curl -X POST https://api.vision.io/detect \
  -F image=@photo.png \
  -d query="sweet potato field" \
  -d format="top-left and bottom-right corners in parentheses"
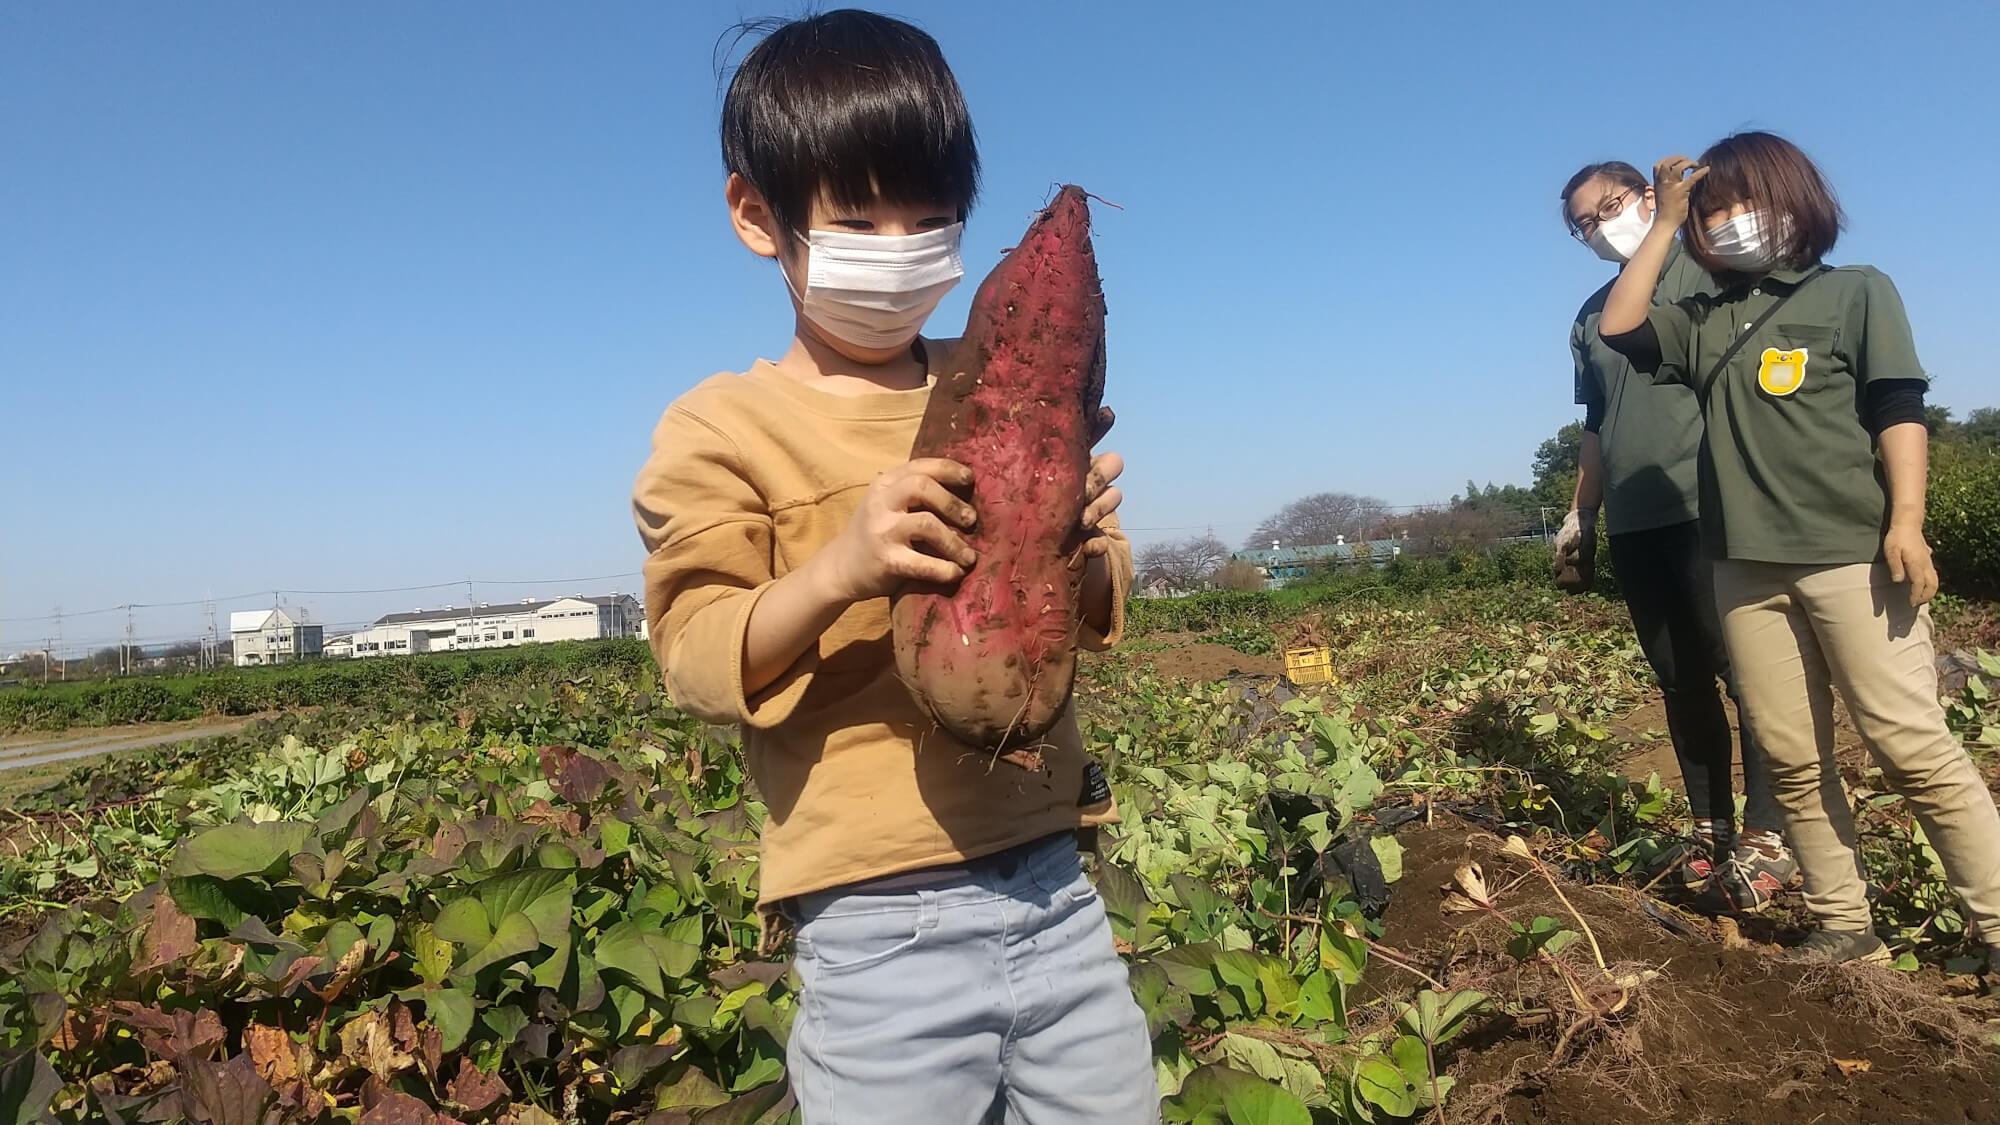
top-left (2, 584), bottom-right (1996, 1125)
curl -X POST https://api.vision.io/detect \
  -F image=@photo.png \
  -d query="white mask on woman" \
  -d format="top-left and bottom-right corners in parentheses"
top-left (785, 224), bottom-right (965, 350)
top-left (1586, 196), bottom-right (1654, 264)
top-left (1705, 210), bottom-right (1792, 272)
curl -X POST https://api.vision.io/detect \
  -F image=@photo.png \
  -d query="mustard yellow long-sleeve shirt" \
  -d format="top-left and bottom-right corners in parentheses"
top-left (632, 341), bottom-right (1129, 904)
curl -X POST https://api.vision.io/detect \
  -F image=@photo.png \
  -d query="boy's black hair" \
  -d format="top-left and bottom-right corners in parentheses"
top-left (720, 9), bottom-right (980, 238)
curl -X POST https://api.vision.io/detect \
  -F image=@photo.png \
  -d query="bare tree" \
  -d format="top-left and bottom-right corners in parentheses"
top-left (1136, 534), bottom-right (1232, 593)
top-left (1213, 560), bottom-right (1268, 592)
top-left (1247, 492), bottom-right (1390, 550)
top-left (1386, 506), bottom-right (1512, 557)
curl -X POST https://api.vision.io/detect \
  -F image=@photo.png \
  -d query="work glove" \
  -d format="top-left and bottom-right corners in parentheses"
top-left (1552, 508), bottom-right (1597, 593)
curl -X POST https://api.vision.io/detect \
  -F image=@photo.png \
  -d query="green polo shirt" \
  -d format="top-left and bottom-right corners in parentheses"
top-left (1572, 241), bottom-right (1715, 534)
top-left (1643, 264), bottom-right (1926, 565)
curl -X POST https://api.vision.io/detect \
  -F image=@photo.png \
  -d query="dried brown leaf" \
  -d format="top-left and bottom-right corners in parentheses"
top-left (386, 1000), bottom-right (419, 1053)
top-left (1440, 892), bottom-right (1485, 916)
top-left (359, 1090), bottom-right (438, 1125)
top-left (417, 1022), bottom-right (443, 1078)
top-left (107, 1002), bottom-right (176, 1037)
top-left (243, 1024), bottom-right (300, 1087)
top-left (312, 938), bottom-right (369, 1003)
top-left (517, 799), bottom-right (581, 834)
top-left (209, 942), bottom-right (248, 984)
top-left (339, 1009), bottom-right (416, 1081)
top-left (141, 892), bottom-right (198, 971)
top-left (52, 1009), bottom-right (108, 1053)
top-left (1833, 1057), bottom-right (1873, 1076)
top-left (112, 1003), bottom-right (225, 1061)
top-left (447, 1058), bottom-right (509, 1114)
top-left (1442, 862), bottom-right (1493, 911)
top-left (95, 1059), bottom-right (180, 1096)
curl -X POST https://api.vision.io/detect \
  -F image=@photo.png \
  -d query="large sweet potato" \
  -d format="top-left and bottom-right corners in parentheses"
top-left (891, 185), bottom-right (1109, 754)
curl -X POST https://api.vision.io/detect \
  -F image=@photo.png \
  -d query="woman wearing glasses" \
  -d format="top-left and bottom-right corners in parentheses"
top-left (1554, 160), bottom-right (1797, 911)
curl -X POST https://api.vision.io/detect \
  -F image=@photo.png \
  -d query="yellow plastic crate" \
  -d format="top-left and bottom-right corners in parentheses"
top-left (1283, 645), bottom-right (1335, 686)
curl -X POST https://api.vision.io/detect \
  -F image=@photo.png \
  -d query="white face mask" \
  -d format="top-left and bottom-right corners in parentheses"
top-left (1705, 210), bottom-right (1792, 272)
top-left (784, 223), bottom-right (965, 350)
top-left (1586, 194), bottom-right (1654, 264)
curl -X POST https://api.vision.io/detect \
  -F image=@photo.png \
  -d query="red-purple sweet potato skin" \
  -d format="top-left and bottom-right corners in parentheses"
top-left (891, 186), bottom-right (1108, 753)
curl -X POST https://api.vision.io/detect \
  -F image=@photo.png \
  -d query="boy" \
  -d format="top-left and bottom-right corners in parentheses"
top-left (632, 10), bottom-right (1157, 1123)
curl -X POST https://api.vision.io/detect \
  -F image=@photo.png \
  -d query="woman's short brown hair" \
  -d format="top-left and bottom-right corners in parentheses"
top-left (1685, 131), bottom-right (1844, 274)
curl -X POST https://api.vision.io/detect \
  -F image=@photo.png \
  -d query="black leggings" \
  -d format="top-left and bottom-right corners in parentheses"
top-left (1608, 520), bottom-right (1782, 835)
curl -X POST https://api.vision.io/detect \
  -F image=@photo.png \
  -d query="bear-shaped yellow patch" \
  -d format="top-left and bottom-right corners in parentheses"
top-left (1758, 347), bottom-right (1809, 397)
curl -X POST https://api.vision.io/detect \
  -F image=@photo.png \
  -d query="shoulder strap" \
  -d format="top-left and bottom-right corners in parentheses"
top-left (1698, 265), bottom-right (1832, 400)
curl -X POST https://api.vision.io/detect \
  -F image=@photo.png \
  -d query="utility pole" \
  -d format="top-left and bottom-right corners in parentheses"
top-left (202, 593), bottom-right (218, 671)
top-left (52, 606), bottom-right (65, 681)
top-left (123, 605), bottom-right (136, 676)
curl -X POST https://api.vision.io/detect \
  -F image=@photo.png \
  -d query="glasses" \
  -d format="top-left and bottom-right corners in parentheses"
top-left (1569, 186), bottom-right (1640, 241)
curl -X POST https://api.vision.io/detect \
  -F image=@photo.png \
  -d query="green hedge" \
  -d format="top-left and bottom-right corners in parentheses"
top-left (1930, 444), bottom-right (2000, 600)
top-left (1124, 539), bottom-right (1582, 634)
top-left (0, 638), bottom-right (653, 734)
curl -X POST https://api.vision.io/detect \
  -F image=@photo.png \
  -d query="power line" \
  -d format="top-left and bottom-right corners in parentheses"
top-left (0, 589), bottom-right (273, 623)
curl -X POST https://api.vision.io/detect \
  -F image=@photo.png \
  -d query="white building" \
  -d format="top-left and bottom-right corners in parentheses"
top-left (229, 608), bottom-right (325, 667)
top-left (336, 593), bottom-right (642, 659)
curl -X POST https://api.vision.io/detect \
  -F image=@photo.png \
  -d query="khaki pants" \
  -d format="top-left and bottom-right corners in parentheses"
top-left (1714, 559), bottom-right (2000, 937)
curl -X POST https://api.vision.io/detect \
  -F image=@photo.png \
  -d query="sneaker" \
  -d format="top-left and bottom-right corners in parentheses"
top-left (1778, 929), bottom-right (1892, 966)
top-left (1718, 831), bottom-right (1799, 913)
top-left (1661, 834), bottom-right (1719, 894)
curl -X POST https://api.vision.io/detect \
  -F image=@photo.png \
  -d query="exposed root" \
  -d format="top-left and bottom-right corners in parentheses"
top-left (1792, 962), bottom-right (1993, 1069)
top-left (1573, 966), bottom-right (1750, 1112)
top-left (989, 659), bottom-right (1048, 772)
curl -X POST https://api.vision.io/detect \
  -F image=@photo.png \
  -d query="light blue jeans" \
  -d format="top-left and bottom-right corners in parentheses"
top-left (784, 833), bottom-right (1160, 1125)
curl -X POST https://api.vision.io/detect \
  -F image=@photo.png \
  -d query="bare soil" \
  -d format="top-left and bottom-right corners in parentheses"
top-left (1372, 817), bottom-right (2000, 1125)
top-left (1123, 633), bottom-right (1285, 681)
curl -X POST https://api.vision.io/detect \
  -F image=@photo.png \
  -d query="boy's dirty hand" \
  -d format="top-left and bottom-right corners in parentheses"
top-left (820, 458), bottom-right (979, 602)
top-left (1078, 451), bottom-right (1124, 560)
top-left (1652, 155), bottom-right (1706, 227)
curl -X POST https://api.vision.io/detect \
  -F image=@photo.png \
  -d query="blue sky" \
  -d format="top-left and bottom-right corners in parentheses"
top-left (5, 1), bottom-right (1996, 653)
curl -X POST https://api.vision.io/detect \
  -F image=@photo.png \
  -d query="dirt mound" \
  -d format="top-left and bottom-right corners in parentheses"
top-left (1128, 635), bottom-right (1285, 682)
top-left (1370, 817), bottom-right (1999, 1125)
